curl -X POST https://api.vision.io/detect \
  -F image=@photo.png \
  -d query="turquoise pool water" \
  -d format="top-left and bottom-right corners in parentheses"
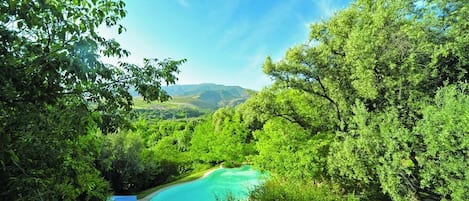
top-left (150, 166), bottom-right (265, 201)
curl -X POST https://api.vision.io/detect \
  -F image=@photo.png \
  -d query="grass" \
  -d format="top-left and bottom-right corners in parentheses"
top-left (132, 96), bottom-right (199, 110)
top-left (136, 166), bottom-right (220, 200)
top-left (132, 97), bottom-right (179, 109)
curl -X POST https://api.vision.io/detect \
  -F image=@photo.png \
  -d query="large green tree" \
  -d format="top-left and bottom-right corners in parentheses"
top-left (239, 88), bottom-right (334, 179)
top-left (257, 0), bottom-right (469, 200)
top-left (263, 0), bottom-right (469, 128)
top-left (190, 108), bottom-right (254, 165)
top-left (0, 0), bottom-right (185, 200)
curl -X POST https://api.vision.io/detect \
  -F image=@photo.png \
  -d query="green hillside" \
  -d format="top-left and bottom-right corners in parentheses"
top-left (132, 83), bottom-right (254, 119)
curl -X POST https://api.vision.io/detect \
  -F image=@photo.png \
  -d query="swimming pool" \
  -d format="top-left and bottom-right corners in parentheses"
top-left (150, 166), bottom-right (266, 201)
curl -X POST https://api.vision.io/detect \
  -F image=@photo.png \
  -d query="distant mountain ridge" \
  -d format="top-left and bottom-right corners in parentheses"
top-left (162, 83), bottom-right (248, 96)
top-left (162, 83), bottom-right (254, 109)
top-left (132, 84), bottom-right (255, 119)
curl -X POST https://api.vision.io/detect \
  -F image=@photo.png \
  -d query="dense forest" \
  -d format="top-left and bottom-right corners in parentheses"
top-left (1, 0), bottom-right (469, 201)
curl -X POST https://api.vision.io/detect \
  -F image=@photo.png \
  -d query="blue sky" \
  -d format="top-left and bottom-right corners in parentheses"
top-left (100, 0), bottom-right (351, 90)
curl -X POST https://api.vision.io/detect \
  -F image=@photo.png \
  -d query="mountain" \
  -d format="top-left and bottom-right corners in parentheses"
top-left (162, 83), bottom-right (254, 109)
top-left (163, 83), bottom-right (247, 96)
top-left (132, 83), bottom-right (255, 119)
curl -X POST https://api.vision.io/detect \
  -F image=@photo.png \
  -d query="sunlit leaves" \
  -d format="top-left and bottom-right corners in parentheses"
top-left (190, 108), bottom-right (253, 165)
top-left (254, 117), bottom-right (332, 180)
top-left (414, 84), bottom-right (469, 201)
top-left (258, 0), bottom-right (469, 199)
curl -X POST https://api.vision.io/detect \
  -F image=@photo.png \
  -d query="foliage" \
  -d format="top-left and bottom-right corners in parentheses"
top-left (97, 118), bottom-right (199, 194)
top-left (248, 178), bottom-right (359, 201)
top-left (0, 98), bottom-right (111, 200)
top-left (190, 108), bottom-right (255, 165)
top-left (327, 102), bottom-right (405, 200)
top-left (413, 84), bottom-right (469, 201)
top-left (2, 0), bottom-right (469, 200)
top-left (103, 0), bottom-right (469, 199)
top-left (238, 88), bottom-right (335, 132)
top-left (254, 117), bottom-right (332, 180)
top-left (190, 116), bottom-right (218, 163)
top-left (133, 107), bottom-right (206, 120)
top-left (263, 0), bottom-right (469, 129)
top-left (0, 0), bottom-right (184, 199)
top-left (241, 0), bottom-right (469, 200)
top-left (98, 130), bottom-right (147, 194)
top-left (328, 84), bottom-right (469, 201)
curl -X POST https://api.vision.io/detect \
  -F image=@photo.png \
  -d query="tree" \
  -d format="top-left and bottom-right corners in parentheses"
top-left (0, 0), bottom-right (185, 200)
top-left (263, 0), bottom-right (469, 129)
top-left (254, 117), bottom-right (332, 180)
top-left (412, 84), bottom-right (469, 200)
top-left (329, 84), bottom-right (469, 201)
top-left (99, 131), bottom-right (145, 194)
top-left (256, 0), bottom-right (469, 200)
top-left (190, 117), bottom-right (218, 163)
top-left (239, 87), bottom-right (335, 133)
top-left (327, 102), bottom-right (401, 200)
top-left (0, 99), bottom-right (112, 200)
top-left (211, 108), bottom-right (253, 163)
top-left (190, 108), bottom-right (254, 165)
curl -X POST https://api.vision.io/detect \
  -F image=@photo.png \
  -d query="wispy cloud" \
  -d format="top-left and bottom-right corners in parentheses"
top-left (313, 0), bottom-right (348, 19)
top-left (177, 0), bottom-right (190, 8)
top-left (232, 0), bottom-right (350, 89)
top-left (107, 0), bottom-right (351, 90)
top-left (243, 51), bottom-right (266, 73)
top-left (216, 20), bottom-right (250, 49)
top-left (237, 49), bottom-right (272, 90)
top-left (217, 1), bottom-right (298, 59)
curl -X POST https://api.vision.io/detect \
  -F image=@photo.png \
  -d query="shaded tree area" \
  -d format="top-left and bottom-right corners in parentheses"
top-left (0, 0), bottom-right (184, 200)
top-left (96, 118), bottom-right (199, 194)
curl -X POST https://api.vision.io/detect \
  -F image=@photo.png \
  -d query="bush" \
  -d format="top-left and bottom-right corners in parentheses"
top-left (223, 161), bottom-right (240, 168)
top-left (248, 178), bottom-right (359, 201)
